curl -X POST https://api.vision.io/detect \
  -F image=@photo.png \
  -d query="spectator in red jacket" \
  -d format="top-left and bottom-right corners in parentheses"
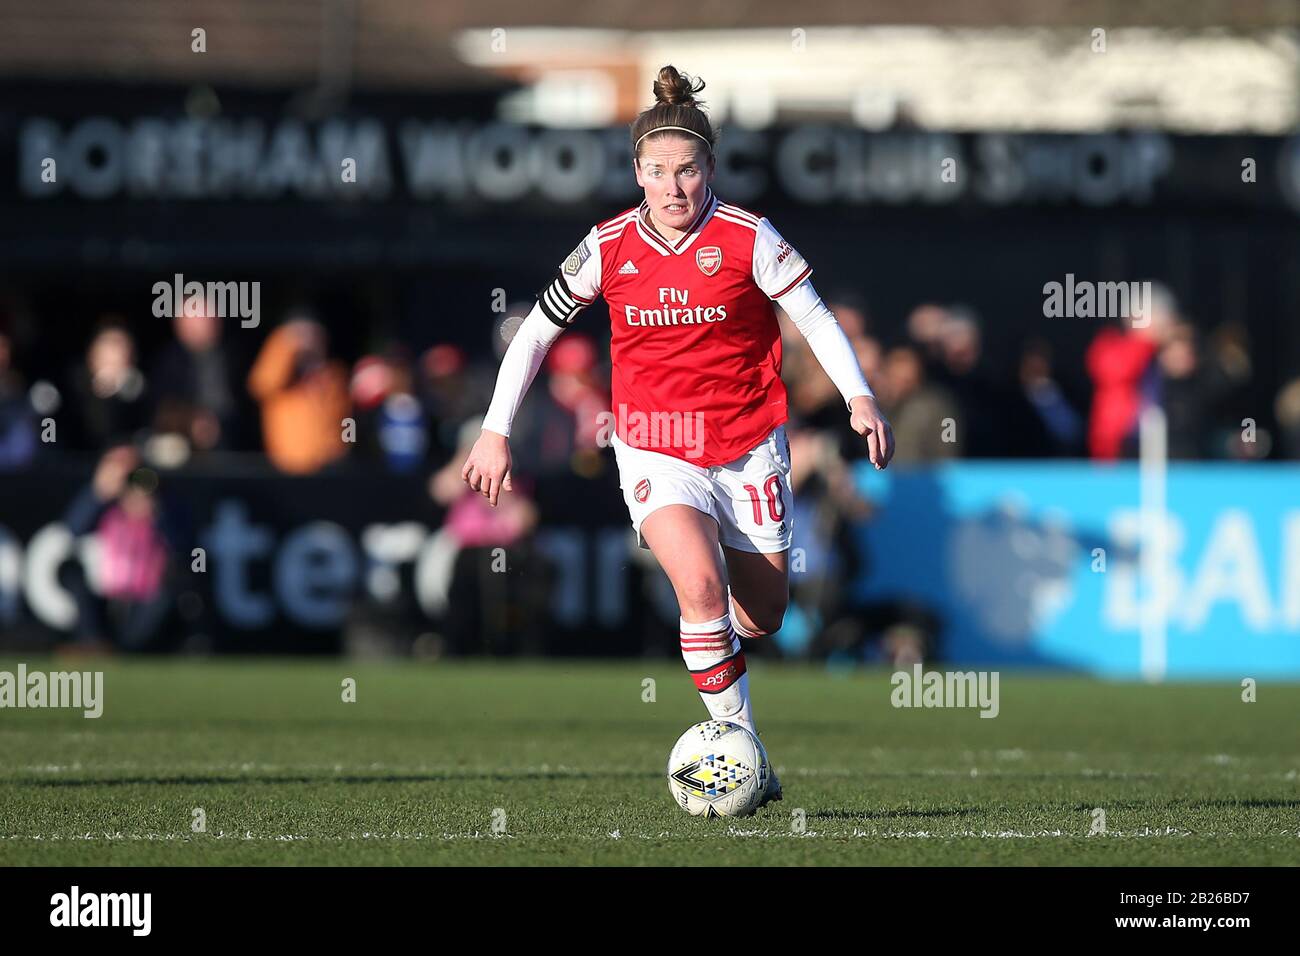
top-left (1085, 287), bottom-right (1174, 460)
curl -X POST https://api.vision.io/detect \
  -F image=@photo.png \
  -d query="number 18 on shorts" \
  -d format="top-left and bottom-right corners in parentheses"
top-left (612, 424), bottom-right (794, 555)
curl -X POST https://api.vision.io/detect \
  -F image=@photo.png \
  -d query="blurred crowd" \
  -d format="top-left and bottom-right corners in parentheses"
top-left (781, 287), bottom-right (1276, 465)
top-left (1, 287), bottom-right (1296, 660)
top-left (0, 305), bottom-right (616, 479)
top-left (0, 286), bottom-right (1288, 474)
top-left (775, 286), bottom-right (1283, 664)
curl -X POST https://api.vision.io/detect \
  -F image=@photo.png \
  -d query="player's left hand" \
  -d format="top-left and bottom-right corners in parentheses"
top-left (848, 395), bottom-right (894, 470)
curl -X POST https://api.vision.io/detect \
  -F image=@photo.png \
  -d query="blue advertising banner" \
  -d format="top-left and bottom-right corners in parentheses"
top-left (850, 461), bottom-right (1300, 679)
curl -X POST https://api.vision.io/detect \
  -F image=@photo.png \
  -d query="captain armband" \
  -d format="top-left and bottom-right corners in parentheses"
top-left (537, 273), bottom-right (590, 328)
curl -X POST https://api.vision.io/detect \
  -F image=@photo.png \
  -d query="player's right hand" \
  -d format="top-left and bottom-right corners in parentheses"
top-left (461, 429), bottom-right (513, 507)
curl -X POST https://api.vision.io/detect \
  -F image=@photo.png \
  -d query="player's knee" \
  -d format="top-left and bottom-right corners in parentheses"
top-left (676, 575), bottom-right (728, 620)
top-left (746, 600), bottom-right (788, 637)
top-left (733, 592), bottom-right (788, 637)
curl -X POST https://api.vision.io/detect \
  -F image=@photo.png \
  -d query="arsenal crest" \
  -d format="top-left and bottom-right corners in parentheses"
top-left (634, 478), bottom-right (651, 503)
top-left (695, 246), bottom-right (722, 276)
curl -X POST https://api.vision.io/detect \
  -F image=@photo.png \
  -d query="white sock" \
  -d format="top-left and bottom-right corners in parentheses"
top-left (679, 613), bottom-right (755, 735)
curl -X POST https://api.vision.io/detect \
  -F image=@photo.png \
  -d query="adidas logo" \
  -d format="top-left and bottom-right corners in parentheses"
top-left (618, 260), bottom-right (639, 275)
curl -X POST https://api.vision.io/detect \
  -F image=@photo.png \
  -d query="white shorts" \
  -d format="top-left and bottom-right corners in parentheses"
top-left (611, 424), bottom-right (794, 554)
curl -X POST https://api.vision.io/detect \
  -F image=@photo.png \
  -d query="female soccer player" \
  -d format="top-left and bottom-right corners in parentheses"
top-left (462, 65), bottom-right (893, 804)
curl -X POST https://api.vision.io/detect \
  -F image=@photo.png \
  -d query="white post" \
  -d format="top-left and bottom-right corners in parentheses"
top-left (1139, 404), bottom-right (1168, 683)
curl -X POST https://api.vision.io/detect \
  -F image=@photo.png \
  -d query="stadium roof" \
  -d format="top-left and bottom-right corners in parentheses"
top-left (0, 0), bottom-right (1295, 89)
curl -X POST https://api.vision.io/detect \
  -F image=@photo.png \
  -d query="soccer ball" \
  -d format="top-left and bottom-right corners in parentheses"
top-left (667, 720), bottom-right (770, 818)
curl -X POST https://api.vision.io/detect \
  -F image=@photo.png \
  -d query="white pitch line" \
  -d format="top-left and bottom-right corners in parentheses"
top-left (4, 761), bottom-right (1288, 779)
top-left (4, 828), bottom-right (1297, 842)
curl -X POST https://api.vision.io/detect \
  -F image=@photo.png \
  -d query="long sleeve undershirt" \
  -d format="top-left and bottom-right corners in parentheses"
top-left (479, 276), bottom-right (874, 438)
top-left (481, 303), bottom-right (564, 437)
top-left (775, 276), bottom-right (875, 409)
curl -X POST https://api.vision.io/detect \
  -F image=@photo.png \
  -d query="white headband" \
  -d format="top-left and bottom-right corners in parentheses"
top-left (635, 125), bottom-right (711, 152)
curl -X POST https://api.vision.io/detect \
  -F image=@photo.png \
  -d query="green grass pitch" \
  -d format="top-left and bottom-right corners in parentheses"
top-left (1, 657), bottom-right (1297, 866)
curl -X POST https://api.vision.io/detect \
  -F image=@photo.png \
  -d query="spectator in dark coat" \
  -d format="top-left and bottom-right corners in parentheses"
top-left (152, 312), bottom-right (253, 454)
top-left (67, 317), bottom-right (150, 450)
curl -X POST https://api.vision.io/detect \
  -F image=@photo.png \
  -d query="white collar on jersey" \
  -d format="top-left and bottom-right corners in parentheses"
top-left (635, 187), bottom-right (718, 257)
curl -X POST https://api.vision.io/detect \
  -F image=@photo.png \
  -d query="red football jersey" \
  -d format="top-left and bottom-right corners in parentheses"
top-left (538, 186), bottom-right (813, 468)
